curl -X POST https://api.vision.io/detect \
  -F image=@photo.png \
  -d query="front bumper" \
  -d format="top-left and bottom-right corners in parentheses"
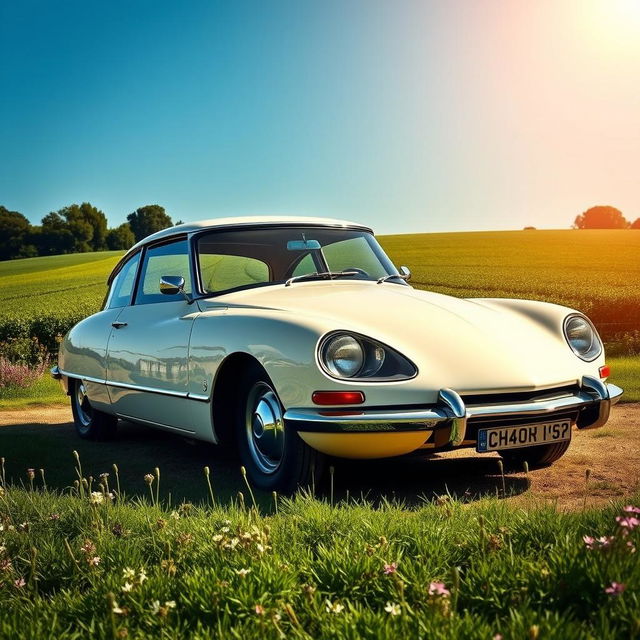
top-left (285, 376), bottom-right (623, 448)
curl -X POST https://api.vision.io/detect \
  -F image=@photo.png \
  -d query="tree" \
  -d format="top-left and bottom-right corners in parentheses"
top-left (631, 218), bottom-right (640, 229)
top-left (60, 202), bottom-right (108, 251)
top-left (0, 206), bottom-right (33, 260)
top-left (106, 223), bottom-right (136, 250)
top-left (574, 206), bottom-right (628, 229)
top-left (127, 205), bottom-right (173, 242)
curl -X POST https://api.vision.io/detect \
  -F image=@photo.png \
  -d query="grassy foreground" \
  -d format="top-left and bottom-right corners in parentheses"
top-left (0, 474), bottom-right (638, 639)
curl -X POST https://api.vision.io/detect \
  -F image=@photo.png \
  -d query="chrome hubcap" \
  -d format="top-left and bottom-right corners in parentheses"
top-left (75, 382), bottom-right (93, 430)
top-left (245, 381), bottom-right (285, 475)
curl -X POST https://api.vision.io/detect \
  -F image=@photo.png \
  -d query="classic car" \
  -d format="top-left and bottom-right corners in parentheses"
top-left (52, 216), bottom-right (623, 491)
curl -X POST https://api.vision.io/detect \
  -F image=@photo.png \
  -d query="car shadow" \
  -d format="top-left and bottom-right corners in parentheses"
top-left (0, 417), bottom-right (529, 507)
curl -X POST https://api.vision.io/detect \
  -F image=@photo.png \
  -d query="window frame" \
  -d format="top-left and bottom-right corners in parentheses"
top-left (102, 249), bottom-right (142, 310)
top-left (132, 235), bottom-right (194, 306)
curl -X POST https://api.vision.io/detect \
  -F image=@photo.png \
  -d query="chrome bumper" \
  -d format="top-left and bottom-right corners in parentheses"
top-left (284, 376), bottom-right (623, 447)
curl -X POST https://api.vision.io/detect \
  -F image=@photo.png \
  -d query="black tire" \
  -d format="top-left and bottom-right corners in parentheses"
top-left (234, 362), bottom-right (323, 493)
top-left (70, 378), bottom-right (118, 440)
top-left (499, 440), bottom-right (570, 469)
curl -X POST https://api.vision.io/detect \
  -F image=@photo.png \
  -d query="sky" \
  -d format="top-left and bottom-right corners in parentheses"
top-left (1, 0), bottom-right (639, 235)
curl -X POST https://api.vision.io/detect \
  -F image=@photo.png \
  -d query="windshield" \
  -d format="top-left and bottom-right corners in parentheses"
top-left (196, 226), bottom-right (401, 295)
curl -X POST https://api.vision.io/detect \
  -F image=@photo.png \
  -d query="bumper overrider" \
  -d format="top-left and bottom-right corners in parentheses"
top-left (285, 376), bottom-right (623, 451)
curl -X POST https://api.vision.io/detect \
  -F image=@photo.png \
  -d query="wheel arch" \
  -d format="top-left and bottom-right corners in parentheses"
top-left (210, 351), bottom-right (267, 446)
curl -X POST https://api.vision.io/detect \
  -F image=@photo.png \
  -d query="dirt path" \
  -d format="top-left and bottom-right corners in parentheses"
top-left (0, 404), bottom-right (638, 509)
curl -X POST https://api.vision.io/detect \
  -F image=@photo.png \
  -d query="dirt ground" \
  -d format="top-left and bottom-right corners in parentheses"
top-left (0, 404), bottom-right (638, 510)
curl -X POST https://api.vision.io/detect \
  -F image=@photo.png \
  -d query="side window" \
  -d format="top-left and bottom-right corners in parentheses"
top-left (199, 254), bottom-right (269, 293)
top-left (106, 253), bottom-right (140, 309)
top-left (135, 239), bottom-right (192, 305)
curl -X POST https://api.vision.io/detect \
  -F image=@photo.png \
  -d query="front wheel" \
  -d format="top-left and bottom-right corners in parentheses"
top-left (499, 440), bottom-right (570, 469)
top-left (70, 379), bottom-right (118, 440)
top-left (235, 363), bottom-right (323, 493)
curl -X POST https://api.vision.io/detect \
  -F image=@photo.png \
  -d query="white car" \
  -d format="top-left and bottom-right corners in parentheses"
top-left (52, 217), bottom-right (622, 491)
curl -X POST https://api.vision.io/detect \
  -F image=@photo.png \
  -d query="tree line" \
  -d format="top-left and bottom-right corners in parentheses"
top-left (0, 203), bottom-right (178, 261)
top-left (573, 205), bottom-right (640, 229)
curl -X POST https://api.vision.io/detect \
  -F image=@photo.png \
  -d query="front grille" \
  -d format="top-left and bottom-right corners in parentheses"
top-left (460, 384), bottom-right (579, 406)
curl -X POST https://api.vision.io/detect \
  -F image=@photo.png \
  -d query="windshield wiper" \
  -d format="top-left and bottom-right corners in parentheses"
top-left (285, 270), bottom-right (359, 287)
top-left (376, 273), bottom-right (410, 285)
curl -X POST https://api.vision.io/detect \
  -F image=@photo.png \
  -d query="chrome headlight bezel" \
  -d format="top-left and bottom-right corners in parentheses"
top-left (318, 331), bottom-right (417, 381)
top-left (563, 313), bottom-right (602, 362)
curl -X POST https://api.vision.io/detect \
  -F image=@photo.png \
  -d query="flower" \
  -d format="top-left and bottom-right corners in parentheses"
top-left (604, 582), bottom-right (626, 596)
top-left (235, 568), bottom-right (251, 577)
top-left (112, 602), bottom-right (125, 615)
top-left (144, 474), bottom-right (154, 485)
top-left (150, 600), bottom-right (161, 615)
top-left (26, 469), bottom-right (35, 480)
top-left (383, 562), bottom-right (398, 575)
top-left (48, 513), bottom-right (60, 521)
top-left (622, 505), bottom-right (640, 515)
top-left (138, 569), bottom-right (148, 584)
top-left (90, 492), bottom-right (104, 505)
top-left (80, 540), bottom-right (96, 555)
top-left (325, 600), bottom-right (344, 614)
top-left (14, 577), bottom-right (26, 588)
top-left (616, 516), bottom-right (640, 531)
top-left (384, 602), bottom-right (401, 616)
top-left (254, 604), bottom-right (265, 615)
top-left (100, 472), bottom-right (110, 479)
top-left (583, 535), bottom-right (614, 550)
top-left (428, 581), bottom-right (450, 597)
top-left (122, 582), bottom-right (134, 593)
top-left (89, 556), bottom-right (101, 567)
top-left (122, 568), bottom-right (135, 580)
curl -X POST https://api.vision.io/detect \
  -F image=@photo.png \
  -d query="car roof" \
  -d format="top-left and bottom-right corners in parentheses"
top-left (109, 215), bottom-right (374, 284)
top-left (130, 215), bottom-right (372, 251)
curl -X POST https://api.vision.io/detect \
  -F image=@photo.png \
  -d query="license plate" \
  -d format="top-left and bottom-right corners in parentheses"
top-left (477, 420), bottom-right (572, 452)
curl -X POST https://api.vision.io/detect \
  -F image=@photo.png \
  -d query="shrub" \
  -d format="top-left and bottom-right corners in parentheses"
top-left (0, 356), bottom-right (49, 389)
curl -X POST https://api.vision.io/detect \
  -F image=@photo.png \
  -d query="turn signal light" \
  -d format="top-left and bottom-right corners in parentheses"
top-left (312, 391), bottom-right (365, 405)
top-left (599, 365), bottom-right (610, 379)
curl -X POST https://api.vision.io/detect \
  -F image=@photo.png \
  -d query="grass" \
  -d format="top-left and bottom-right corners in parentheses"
top-left (0, 471), bottom-right (638, 639)
top-left (609, 356), bottom-right (640, 403)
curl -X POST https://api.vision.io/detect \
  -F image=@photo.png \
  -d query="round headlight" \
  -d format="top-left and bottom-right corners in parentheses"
top-left (322, 334), bottom-right (364, 378)
top-left (564, 315), bottom-right (602, 361)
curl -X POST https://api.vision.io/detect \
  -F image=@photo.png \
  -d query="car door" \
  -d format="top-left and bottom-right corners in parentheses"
top-left (105, 237), bottom-right (199, 433)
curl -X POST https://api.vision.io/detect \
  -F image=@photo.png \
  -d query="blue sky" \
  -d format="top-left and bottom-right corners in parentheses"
top-left (2, 0), bottom-right (639, 234)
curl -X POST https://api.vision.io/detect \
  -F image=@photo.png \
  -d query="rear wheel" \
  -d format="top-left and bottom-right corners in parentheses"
top-left (499, 440), bottom-right (570, 468)
top-left (235, 362), bottom-right (323, 493)
top-left (70, 379), bottom-right (118, 440)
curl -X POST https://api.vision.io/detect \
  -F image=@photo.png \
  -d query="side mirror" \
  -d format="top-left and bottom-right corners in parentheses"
top-left (400, 266), bottom-right (411, 281)
top-left (160, 275), bottom-right (185, 295)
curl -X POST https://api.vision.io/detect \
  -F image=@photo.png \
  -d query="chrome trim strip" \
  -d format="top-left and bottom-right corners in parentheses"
top-left (116, 414), bottom-right (196, 435)
top-left (58, 369), bottom-right (190, 398)
top-left (50, 365), bottom-right (62, 380)
top-left (189, 393), bottom-right (210, 402)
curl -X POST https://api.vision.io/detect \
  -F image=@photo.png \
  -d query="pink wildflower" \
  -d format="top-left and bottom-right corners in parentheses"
top-left (89, 556), bottom-right (101, 566)
top-left (616, 516), bottom-right (640, 530)
top-left (383, 562), bottom-right (398, 575)
top-left (14, 577), bottom-right (26, 588)
top-left (583, 535), bottom-right (596, 549)
top-left (254, 604), bottom-right (265, 615)
top-left (604, 582), bottom-right (626, 596)
top-left (622, 505), bottom-right (640, 515)
top-left (428, 581), bottom-right (450, 597)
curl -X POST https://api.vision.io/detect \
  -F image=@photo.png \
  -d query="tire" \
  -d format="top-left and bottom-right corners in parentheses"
top-left (235, 362), bottom-right (323, 493)
top-left (70, 378), bottom-right (118, 440)
top-left (499, 440), bottom-right (570, 469)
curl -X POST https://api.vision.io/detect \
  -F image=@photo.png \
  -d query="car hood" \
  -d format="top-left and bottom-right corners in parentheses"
top-left (202, 281), bottom-right (593, 393)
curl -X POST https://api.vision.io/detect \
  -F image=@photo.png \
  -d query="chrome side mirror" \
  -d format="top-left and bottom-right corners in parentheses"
top-left (400, 266), bottom-right (411, 281)
top-left (160, 275), bottom-right (185, 295)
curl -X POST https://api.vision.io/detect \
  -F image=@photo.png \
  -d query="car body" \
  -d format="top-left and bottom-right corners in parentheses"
top-left (52, 216), bottom-right (623, 491)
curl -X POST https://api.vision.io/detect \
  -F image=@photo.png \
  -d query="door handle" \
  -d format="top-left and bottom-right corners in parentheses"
top-left (111, 321), bottom-right (128, 329)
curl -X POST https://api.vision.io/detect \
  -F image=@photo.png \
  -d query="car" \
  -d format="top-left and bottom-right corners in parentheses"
top-left (52, 216), bottom-right (623, 492)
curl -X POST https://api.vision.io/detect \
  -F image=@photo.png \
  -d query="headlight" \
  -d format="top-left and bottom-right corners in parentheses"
top-left (564, 314), bottom-right (602, 361)
top-left (323, 334), bottom-right (364, 377)
top-left (319, 332), bottom-right (416, 380)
